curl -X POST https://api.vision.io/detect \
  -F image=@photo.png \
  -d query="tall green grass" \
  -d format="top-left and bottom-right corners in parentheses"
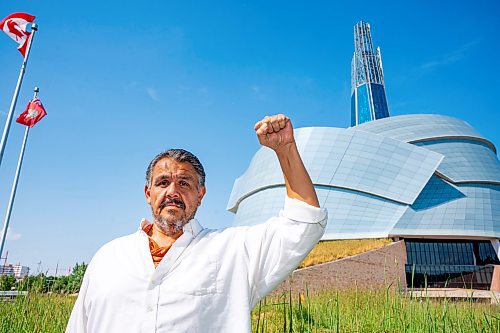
top-left (252, 287), bottom-right (499, 332)
top-left (0, 293), bottom-right (74, 332)
top-left (0, 288), bottom-right (498, 332)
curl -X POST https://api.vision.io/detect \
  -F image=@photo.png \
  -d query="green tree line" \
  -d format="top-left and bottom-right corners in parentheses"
top-left (0, 262), bottom-right (87, 294)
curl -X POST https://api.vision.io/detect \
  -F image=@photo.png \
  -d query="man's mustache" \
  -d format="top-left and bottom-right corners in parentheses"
top-left (159, 198), bottom-right (185, 210)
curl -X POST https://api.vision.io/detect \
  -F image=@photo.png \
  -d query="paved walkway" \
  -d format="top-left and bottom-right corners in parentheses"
top-left (408, 288), bottom-right (500, 304)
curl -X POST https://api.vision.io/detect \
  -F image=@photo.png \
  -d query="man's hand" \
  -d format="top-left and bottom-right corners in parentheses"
top-left (254, 114), bottom-right (320, 208)
top-left (254, 114), bottom-right (294, 151)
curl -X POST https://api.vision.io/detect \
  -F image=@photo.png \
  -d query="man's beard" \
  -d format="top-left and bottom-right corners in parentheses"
top-left (152, 199), bottom-right (197, 236)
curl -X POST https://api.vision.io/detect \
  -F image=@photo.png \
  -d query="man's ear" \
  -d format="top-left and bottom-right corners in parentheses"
top-left (144, 185), bottom-right (151, 204)
top-left (197, 186), bottom-right (206, 206)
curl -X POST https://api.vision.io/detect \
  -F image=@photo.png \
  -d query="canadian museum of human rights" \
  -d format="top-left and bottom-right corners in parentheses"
top-left (228, 22), bottom-right (500, 290)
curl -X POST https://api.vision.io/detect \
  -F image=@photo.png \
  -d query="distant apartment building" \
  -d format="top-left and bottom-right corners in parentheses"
top-left (0, 264), bottom-right (30, 279)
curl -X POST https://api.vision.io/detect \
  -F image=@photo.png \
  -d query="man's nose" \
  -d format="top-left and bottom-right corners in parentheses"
top-left (165, 182), bottom-right (180, 197)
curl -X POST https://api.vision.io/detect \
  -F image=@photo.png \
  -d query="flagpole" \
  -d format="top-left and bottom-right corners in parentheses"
top-left (0, 87), bottom-right (38, 262)
top-left (0, 22), bottom-right (38, 169)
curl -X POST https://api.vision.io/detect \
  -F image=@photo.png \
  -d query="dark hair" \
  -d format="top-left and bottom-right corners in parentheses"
top-left (145, 149), bottom-right (206, 188)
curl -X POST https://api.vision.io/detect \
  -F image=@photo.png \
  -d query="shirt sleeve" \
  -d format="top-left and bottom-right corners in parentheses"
top-left (243, 196), bottom-right (327, 307)
top-left (65, 267), bottom-right (90, 333)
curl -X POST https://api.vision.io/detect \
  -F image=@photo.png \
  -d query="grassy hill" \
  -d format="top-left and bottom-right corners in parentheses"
top-left (298, 238), bottom-right (392, 269)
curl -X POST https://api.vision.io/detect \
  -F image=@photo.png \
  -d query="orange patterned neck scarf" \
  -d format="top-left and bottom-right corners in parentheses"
top-left (142, 224), bottom-right (173, 268)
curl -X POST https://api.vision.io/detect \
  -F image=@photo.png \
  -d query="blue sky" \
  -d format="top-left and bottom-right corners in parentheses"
top-left (0, 1), bottom-right (498, 275)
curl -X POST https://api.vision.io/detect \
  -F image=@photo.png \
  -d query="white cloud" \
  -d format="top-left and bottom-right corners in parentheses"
top-left (147, 87), bottom-right (161, 102)
top-left (250, 85), bottom-right (267, 100)
top-left (4, 227), bottom-right (21, 241)
top-left (250, 85), bottom-right (261, 93)
top-left (420, 40), bottom-right (478, 70)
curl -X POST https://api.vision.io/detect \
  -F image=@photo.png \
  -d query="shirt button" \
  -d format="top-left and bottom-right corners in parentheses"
top-left (147, 306), bottom-right (153, 312)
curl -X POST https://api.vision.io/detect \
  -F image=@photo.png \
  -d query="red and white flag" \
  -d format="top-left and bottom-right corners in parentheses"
top-left (16, 98), bottom-right (46, 127)
top-left (0, 12), bottom-right (36, 57)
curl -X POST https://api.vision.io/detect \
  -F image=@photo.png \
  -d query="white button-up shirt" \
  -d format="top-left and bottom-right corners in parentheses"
top-left (66, 197), bottom-right (327, 333)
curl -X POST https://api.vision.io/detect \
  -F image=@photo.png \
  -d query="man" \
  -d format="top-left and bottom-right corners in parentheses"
top-left (66, 114), bottom-right (327, 333)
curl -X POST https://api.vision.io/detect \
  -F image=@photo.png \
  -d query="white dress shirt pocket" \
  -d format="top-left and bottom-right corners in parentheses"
top-left (168, 253), bottom-right (219, 296)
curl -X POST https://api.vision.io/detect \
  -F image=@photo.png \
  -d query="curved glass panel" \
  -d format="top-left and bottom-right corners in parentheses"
top-left (391, 177), bottom-right (500, 238)
top-left (415, 140), bottom-right (500, 184)
top-left (227, 127), bottom-right (442, 211)
top-left (229, 115), bottom-right (500, 241)
top-left (233, 186), bottom-right (407, 240)
top-left (357, 114), bottom-right (495, 152)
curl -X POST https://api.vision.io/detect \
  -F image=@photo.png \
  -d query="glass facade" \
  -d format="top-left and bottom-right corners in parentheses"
top-left (392, 177), bottom-right (500, 238)
top-left (405, 239), bottom-right (498, 289)
top-left (227, 126), bottom-right (442, 212)
top-left (233, 185), bottom-right (408, 240)
top-left (370, 84), bottom-right (390, 119)
top-left (406, 265), bottom-right (494, 289)
top-left (229, 114), bottom-right (500, 289)
top-left (356, 114), bottom-right (494, 152)
top-left (229, 21), bottom-right (499, 290)
top-left (415, 140), bottom-right (500, 183)
top-left (355, 84), bottom-right (372, 125)
top-left (351, 21), bottom-right (390, 126)
top-left (229, 114), bottom-right (500, 241)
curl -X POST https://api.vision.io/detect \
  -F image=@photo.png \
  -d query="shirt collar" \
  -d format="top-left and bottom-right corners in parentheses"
top-left (182, 218), bottom-right (204, 238)
top-left (139, 218), bottom-right (204, 239)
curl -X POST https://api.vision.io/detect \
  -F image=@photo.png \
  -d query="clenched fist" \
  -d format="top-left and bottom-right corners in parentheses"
top-left (254, 114), bottom-right (295, 151)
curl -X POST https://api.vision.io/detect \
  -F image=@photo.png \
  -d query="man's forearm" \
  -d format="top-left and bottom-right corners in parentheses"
top-left (275, 142), bottom-right (320, 208)
top-left (254, 114), bottom-right (320, 208)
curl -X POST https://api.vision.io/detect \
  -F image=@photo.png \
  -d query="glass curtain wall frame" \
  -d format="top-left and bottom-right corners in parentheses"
top-left (404, 239), bottom-right (499, 289)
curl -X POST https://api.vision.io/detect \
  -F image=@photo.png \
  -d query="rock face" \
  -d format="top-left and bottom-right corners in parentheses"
top-left (275, 241), bottom-right (407, 294)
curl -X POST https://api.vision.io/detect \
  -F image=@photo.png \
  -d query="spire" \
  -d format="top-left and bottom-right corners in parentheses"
top-left (351, 21), bottom-right (390, 126)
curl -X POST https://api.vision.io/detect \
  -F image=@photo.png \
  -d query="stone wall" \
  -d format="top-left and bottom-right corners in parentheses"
top-left (491, 265), bottom-right (500, 292)
top-left (275, 240), bottom-right (407, 294)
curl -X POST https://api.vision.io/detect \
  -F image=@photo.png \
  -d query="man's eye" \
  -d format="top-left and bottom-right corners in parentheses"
top-left (157, 180), bottom-right (169, 186)
top-left (180, 181), bottom-right (190, 187)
